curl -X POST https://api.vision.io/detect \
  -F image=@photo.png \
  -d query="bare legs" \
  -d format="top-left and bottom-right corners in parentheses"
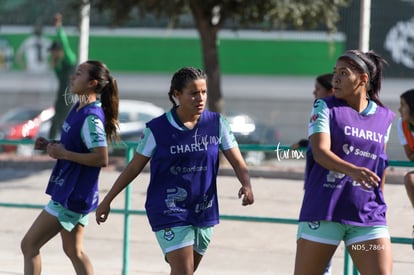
top-left (294, 238), bottom-right (393, 275)
top-left (21, 210), bottom-right (93, 275)
top-left (294, 239), bottom-right (337, 275)
top-left (165, 245), bottom-right (203, 275)
top-left (60, 223), bottom-right (93, 274)
top-left (348, 238), bottom-right (393, 275)
top-left (21, 210), bottom-right (61, 275)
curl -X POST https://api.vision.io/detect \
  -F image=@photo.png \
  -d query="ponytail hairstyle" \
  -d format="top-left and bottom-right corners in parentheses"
top-left (85, 60), bottom-right (119, 143)
top-left (168, 67), bottom-right (207, 107)
top-left (401, 89), bottom-right (414, 121)
top-left (338, 49), bottom-right (388, 107)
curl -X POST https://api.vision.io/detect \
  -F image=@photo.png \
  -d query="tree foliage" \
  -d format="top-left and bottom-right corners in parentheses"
top-left (72, 0), bottom-right (350, 113)
top-left (86, 0), bottom-right (350, 31)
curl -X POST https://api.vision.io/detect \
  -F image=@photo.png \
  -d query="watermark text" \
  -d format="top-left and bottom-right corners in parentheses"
top-left (274, 142), bottom-right (305, 161)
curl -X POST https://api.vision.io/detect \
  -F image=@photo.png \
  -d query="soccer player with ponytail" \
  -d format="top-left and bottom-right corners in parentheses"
top-left (21, 60), bottom-right (119, 275)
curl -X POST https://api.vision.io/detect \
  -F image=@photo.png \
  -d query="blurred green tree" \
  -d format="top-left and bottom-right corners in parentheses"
top-left (76, 0), bottom-right (350, 113)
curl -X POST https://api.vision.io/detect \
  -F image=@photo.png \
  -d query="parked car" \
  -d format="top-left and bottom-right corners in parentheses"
top-left (0, 99), bottom-right (164, 155)
top-left (115, 99), bottom-right (165, 148)
top-left (226, 113), bottom-right (280, 145)
top-left (0, 106), bottom-right (55, 154)
top-left (225, 113), bottom-right (280, 164)
top-left (36, 99), bottom-right (165, 155)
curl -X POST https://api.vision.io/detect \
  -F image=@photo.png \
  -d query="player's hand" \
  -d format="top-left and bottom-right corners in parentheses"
top-left (238, 186), bottom-right (254, 206)
top-left (46, 142), bottom-right (65, 159)
top-left (348, 166), bottom-right (380, 189)
top-left (96, 202), bottom-right (111, 225)
top-left (53, 13), bottom-right (62, 27)
top-left (34, 137), bottom-right (49, 150)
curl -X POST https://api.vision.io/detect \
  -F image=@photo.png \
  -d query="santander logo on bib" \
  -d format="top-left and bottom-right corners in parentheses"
top-left (342, 143), bottom-right (377, 160)
top-left (343, 144), bottom-right (354, 155)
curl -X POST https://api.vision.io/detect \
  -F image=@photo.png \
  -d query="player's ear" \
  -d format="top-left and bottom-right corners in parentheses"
top-left (360, 73), bottom-right (369, 85)
top-left (89, 79), bottom-right (98, 88)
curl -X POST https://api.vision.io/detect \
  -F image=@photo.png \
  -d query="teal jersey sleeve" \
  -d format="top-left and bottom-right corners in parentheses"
top-left (81, 114), bottom-right (107, 149)
top-left (308, 99), bottom-right (330, 137)
top-left (397, 117), bottom-right (407, 145)
top-left (136, 127), bottom-right (155, 157)
top-left (219, 114), bottom-right (238, 150)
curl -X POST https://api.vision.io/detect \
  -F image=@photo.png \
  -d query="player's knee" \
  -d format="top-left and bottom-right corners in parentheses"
top-left (20, 236), bottom-right (38, 257)
top-left (62, 244), bottom-right (83, 259)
